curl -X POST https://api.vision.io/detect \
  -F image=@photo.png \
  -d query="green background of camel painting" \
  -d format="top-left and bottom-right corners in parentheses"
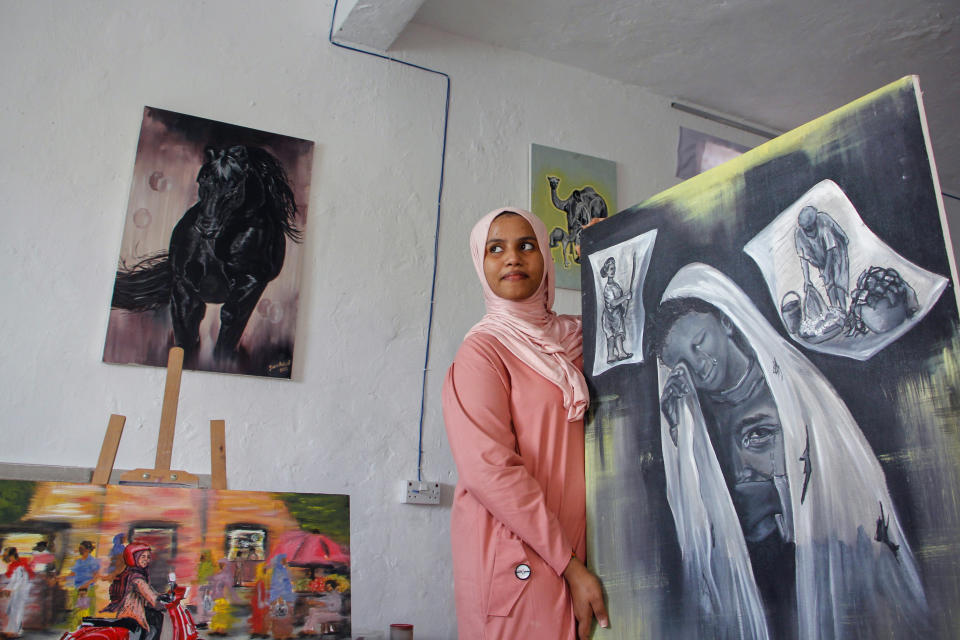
top-left (530, 143), bottom-right (617, 290)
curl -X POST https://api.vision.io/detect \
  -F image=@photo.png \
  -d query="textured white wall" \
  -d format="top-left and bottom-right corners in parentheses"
top-left (0, 1), bottom-right (765, 636)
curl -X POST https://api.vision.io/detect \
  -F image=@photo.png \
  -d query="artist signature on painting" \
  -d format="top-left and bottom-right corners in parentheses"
top-left (268, 359), bottom-right (292, 377)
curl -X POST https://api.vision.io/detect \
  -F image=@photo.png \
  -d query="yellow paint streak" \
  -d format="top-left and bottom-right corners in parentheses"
top-left (637, 76), bottom-right (916, 231)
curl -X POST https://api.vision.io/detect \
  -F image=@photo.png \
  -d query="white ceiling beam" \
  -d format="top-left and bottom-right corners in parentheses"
top-left (331, 0), bottom-right (425, 52)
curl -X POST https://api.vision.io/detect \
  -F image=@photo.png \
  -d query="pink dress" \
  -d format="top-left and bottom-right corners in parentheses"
top-left (443, 332), bottom-right (586, 640)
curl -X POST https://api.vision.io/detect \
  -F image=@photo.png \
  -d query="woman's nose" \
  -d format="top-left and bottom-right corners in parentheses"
top-left (503, 247), bottom-right (522, 264)
top-left (733, 455), bottom-right (761, 483)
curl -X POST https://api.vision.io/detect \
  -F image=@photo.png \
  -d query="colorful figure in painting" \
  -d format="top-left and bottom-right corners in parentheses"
top-left (599, 256), bottom-right (633, 364)
top-left (65, 541), bottom-right (100, 629)
top-left (442, 208), bottom-right (608, 640)
top-left (652, 263), bottom-right (927, 639)
top-left (106, 533), bottom-right (127, 581)
top-left (300, 582), bottom-right (343, 638)
top-left (268, 555), bottom-right (294, 606)
top-left (547, 176), bottom-right (608, 265)
top-left (795, 205), bottom-right (850, 310)
top-left (31, 540), bottom-right (55, 573)
top-left (268, 598), bottom-right (293, 640)
top-left (206, 559), bottom-right (239, 635)
top-left (1, 547), bottom-right (34, 639)
top-left (192, 550), bottom-right (218, 628)
top-left (101, 542), bottom-right (166, 640)
top-left (248, 562), bottom-right (271, 638)
top-left (111, 145), bottom-right (302, 361)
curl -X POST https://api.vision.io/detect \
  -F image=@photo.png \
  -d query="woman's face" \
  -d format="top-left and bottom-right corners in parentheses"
top-left (661, 311), bottom-right (746, 393)
top-left (136, 550), bottom-right (152, 568)
top-left (483, 214), bottom-right (544, 301)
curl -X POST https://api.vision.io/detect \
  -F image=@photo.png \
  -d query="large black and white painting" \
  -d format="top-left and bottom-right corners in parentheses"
top-left (582, 77), bottom-right (960, 639)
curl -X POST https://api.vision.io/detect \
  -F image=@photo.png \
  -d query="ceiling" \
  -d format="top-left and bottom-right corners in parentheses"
top-left (407, 0), bottom-right (959, 193)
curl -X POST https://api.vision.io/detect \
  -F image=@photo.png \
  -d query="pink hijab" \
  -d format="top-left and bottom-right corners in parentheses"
top-left (466, 207), bottom-right (588, 421)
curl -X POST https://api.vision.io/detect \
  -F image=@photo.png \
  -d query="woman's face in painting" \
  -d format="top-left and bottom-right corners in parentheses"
top-left (711, 384), bottom-right (787, 542)
top-left (661, 311), bottom-right (748, 393)
top-left (483, 214), bottom-right (545, 301)
top-left (136, 550), bottom-right (152, 568)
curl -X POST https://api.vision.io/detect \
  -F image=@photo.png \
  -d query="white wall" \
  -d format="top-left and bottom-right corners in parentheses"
top-left (0, 1), bottom-right (765, 636)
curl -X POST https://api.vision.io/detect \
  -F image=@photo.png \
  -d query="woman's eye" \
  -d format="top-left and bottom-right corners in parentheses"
top-left (488, 245), bottom-right (503, 254)
top-left (521, 241), bottom-right (536, 251)
top-left (741, 427), bottom-right (776, 449)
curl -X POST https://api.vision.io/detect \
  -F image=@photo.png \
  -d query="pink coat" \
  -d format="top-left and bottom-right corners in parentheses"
top-left (443, 332), bottom-right (586, 639)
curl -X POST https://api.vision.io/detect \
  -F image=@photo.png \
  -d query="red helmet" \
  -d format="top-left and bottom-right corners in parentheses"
top-left (123, 542), bottom-right (152, 567)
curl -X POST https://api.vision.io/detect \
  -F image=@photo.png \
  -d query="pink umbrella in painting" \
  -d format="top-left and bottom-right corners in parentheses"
top-left (268, 530), bottom-right (350, 570)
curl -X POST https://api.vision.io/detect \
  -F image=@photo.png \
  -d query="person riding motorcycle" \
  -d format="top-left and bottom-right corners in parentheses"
top-left (101, 543), bottom-right (169, 640)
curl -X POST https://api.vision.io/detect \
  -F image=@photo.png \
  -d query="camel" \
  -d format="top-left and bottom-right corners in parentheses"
top-left (549, 227), bottom-right (577, 268)
top-left (547, 176), bottom-right (608, 264)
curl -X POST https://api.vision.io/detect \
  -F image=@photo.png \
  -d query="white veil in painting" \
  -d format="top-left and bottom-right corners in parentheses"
top-left (657, 263), bottom-right (926, 639)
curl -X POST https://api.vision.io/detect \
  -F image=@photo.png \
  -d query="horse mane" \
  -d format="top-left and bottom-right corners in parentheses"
top-left (245, 146), bottom-right (302, 243)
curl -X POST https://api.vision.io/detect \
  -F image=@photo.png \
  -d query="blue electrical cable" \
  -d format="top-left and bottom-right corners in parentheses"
top-left (328, 0), bottom-right (450, 483)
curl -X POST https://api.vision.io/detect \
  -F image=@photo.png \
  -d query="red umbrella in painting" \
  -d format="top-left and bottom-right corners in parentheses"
top-left (268, 530), bottom-right (350, 568)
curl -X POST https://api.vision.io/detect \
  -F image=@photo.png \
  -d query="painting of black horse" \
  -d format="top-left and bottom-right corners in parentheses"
top-left (104, 107), bottom-right (314, 378)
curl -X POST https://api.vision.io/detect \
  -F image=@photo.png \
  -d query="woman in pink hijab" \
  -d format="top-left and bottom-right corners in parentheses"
top-left (443, 208), bottom-right (608, 639)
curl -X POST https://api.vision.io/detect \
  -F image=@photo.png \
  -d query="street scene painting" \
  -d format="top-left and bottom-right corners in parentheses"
top-left (530, 143), bottom-right (617, 290)
top-left (103, 107), bottom-right (315, 378)
top-left (581, 77), bottom-right (960, 639)
top-left (0, 481), bottom-right (350, 638)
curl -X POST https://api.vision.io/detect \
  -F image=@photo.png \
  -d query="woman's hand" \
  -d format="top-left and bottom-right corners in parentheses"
top-left (660, 364), bottom-right (693, 444)
top-left (563, 556), bottom-right (609, 639)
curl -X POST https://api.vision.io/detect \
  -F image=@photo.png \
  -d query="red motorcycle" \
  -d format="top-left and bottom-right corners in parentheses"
top-left (59, 583), bottom-right (200, 640)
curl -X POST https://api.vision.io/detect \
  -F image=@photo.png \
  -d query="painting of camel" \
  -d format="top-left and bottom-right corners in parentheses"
top-left (530, 143), bottom-right (617, 290)
top-left (103, 107), bottom-right (315, 378)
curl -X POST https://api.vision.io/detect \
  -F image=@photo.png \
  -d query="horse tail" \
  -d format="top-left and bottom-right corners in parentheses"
top-left (111, 252), bottom-right (172, 310)
top-left (247, 147), bottom-right (302, 243)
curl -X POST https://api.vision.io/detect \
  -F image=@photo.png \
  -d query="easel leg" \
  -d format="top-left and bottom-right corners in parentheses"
top-left (92, 414), bottom-right (126, 485)
top-left (210, 420), bottom-right (227, 490)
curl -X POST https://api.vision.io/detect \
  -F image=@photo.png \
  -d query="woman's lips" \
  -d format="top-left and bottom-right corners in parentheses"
top-left (501, 271), bottom-right (528, 281)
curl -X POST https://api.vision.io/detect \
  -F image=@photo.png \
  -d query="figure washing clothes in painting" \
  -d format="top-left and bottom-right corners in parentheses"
top-left (651, 263), bottom-right (927, 639)
top-left (795, 205), bottom-right (850, 310)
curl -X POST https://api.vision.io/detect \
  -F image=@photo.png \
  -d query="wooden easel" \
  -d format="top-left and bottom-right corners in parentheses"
top-left (91, 347), bottom-right (227, 489)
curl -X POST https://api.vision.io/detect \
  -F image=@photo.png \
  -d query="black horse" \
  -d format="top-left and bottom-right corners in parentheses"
top-left (112, 145), bottom-right (301, 360)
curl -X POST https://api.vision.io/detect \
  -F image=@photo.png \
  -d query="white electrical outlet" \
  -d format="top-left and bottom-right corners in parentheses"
top-left (403, 480), bottom-right (440, 505)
